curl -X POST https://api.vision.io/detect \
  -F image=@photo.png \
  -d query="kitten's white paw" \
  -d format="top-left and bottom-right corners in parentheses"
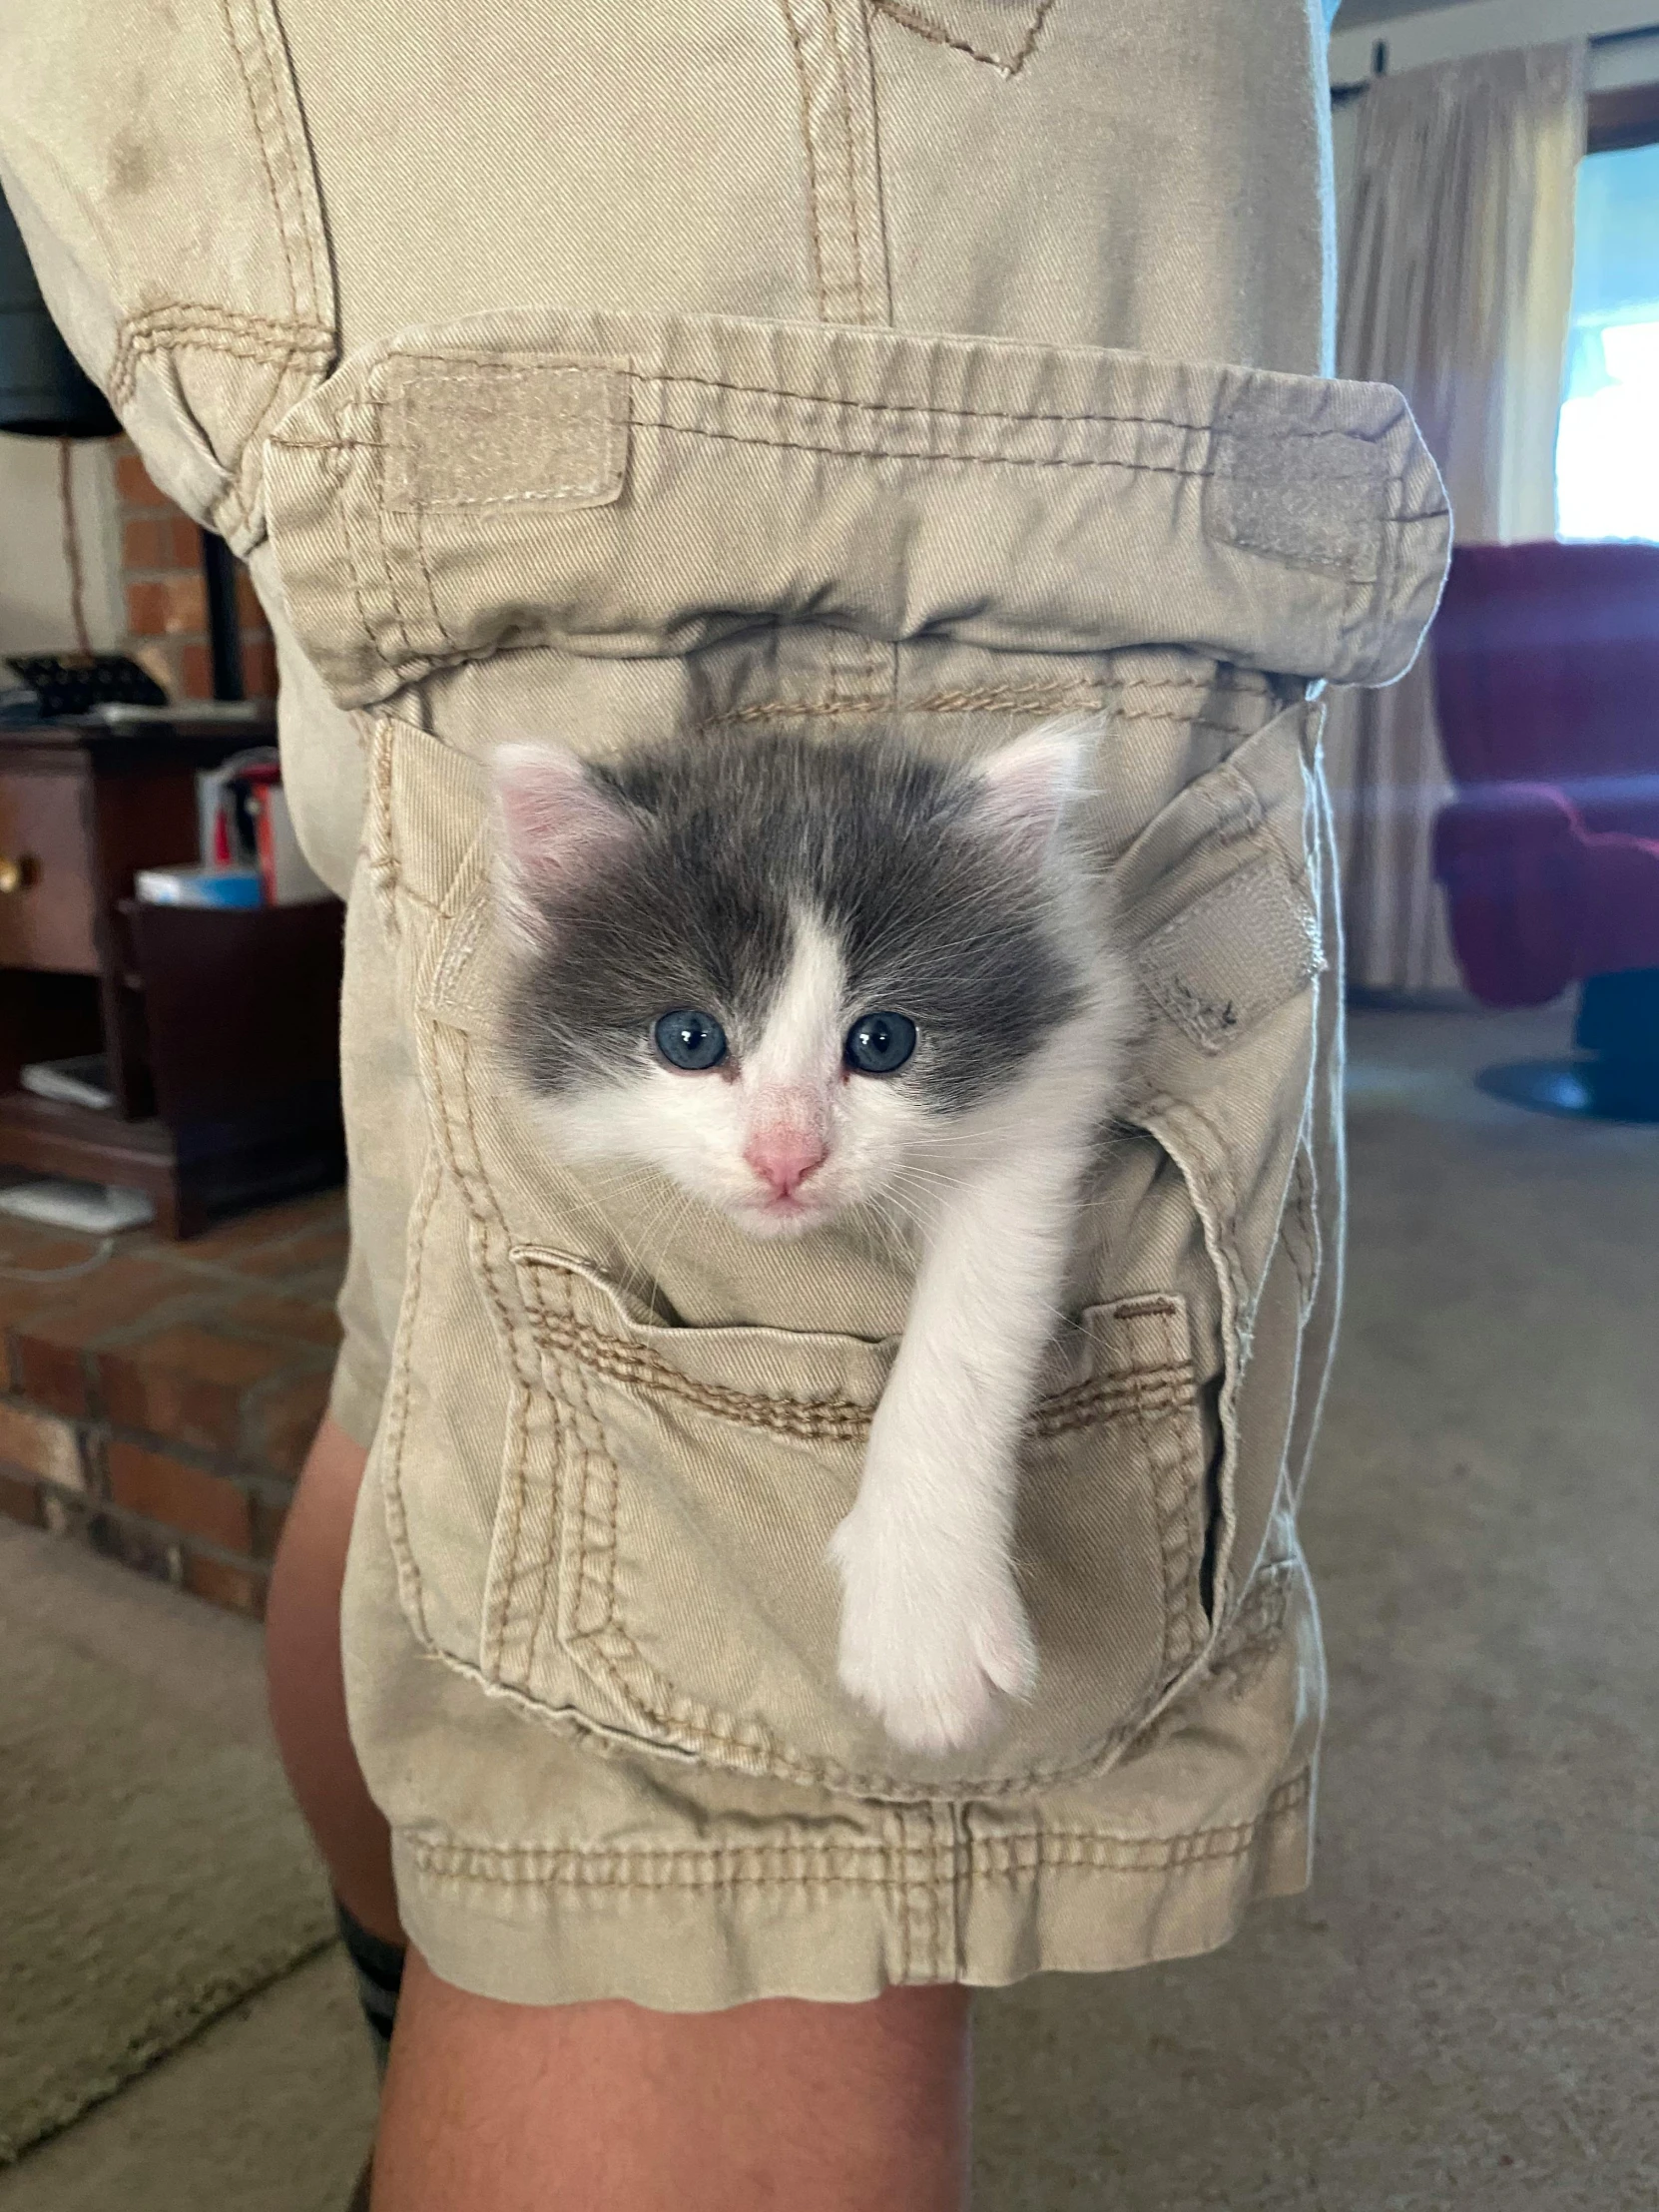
top-left (829, 1509), bottom-right (1038, 1755)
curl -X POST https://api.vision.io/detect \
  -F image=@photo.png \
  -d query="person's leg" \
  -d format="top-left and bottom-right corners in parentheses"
top-left (266, 1411), bottom-right (403, 1946)
top-left (373, 1954), bottom-right (971, 2212)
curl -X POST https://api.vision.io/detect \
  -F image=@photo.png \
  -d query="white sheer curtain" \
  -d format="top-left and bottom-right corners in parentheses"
top-left (1326, 42), bottom-right (1586, 994)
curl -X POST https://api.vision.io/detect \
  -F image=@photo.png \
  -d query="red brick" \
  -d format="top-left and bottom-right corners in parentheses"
top-left (100, 1325), bottom-right (294, 1451)
top-left (183, 1550), bottom-right (268, 1618)
top-left (169, 514), bottom-right (205, 566)
top-left (123, 516), bottom-right (169, 567)
top-left (127, 571), bottom-right (206, 639)
top-left (178, 642), bottom-right (214, 700)
top-left (251, 1369), bottom-right (331, 1477)
top-left (10, 1258), bottom-right (192, 1416)
top-left (235, 566), bottom-right (264, 624)
top-left (107, 1437), bottom-right (253, 1552)
top-left (115, 448), bottom-right (168, 507)
top-left (0, 1400), bottom-right (84, 1489)
top-left (125, 580), bottom-right (168, 637)
top-left (226, 1292), bottom-right (342, 1350)
top-left (0, 1468), bottom-right (42, 1527)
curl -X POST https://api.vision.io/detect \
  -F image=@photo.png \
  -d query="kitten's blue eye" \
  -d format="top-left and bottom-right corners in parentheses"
top-left (844, 1011), bottom-right (917, 1076)
top-left (654, 1009), bottom-right (728, 1071)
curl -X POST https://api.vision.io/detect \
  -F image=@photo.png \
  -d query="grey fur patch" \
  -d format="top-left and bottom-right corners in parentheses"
top-left (503, 728), bottom-right (1086, 1112)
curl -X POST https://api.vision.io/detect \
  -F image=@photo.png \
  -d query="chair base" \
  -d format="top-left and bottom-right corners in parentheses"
top-left (1475, 1057), bottom-right (1659, 1124)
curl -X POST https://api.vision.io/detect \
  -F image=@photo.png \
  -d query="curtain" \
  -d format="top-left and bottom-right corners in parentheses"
top-left (1326, 42), bottom-right (1586, 994)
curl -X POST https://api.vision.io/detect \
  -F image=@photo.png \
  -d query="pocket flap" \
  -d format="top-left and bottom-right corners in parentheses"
top-left (266, 309), bottom-right (1449, 708)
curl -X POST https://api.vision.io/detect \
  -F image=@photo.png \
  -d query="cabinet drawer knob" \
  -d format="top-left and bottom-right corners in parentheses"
top-left (0, 855), bottom-right (37, 894)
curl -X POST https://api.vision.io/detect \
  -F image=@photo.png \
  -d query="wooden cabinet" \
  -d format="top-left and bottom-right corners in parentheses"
top-left (0, 765), bottom-right (100, 971)
top-left (0, 720), bottom-right (344, 1236)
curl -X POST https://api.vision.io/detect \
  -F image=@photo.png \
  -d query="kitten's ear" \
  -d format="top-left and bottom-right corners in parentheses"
top-left (492, 743), bottom-right (637, 944)
top-left (974, 717), bottom-right (1095, 867)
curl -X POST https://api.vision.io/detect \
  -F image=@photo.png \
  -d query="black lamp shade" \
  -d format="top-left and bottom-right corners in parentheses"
top-left (0, 187), bottom-right (119, 438)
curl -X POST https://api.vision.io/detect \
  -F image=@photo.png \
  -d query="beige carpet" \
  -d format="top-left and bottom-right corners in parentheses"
top-left (0, 1578), bottom-right (335, 2163)
top-left (972, 1007), bottom-right (1659, 2209)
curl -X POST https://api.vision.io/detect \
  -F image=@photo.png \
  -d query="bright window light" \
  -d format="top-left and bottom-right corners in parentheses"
top-left (1556, 144), bottom-right (1659, 545)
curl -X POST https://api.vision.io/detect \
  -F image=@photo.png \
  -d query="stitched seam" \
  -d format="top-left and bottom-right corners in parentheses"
top-left (113, 302), bottom-right (332, 342)
top-left (276, 362), bottom-right (1397, 446)
top-left (411, 508), bottom-right (458, 649)
top-left (253, 0), bottom-right (328, 316)
top-left (522, 1275), bottom-right (571, 1693)
top-left (215, 0), bottom-right (299, 321)
top-left (870, 0), bottom-right (1053, 75)
top-left (635, 416), bottom-right (1263, 478)
top-left (482, 1372), bottom-right (531, 1678)
top-left (246, 0), bottom-right (325, 316)
top-left (778, 0), bottom-right (833, 319)
top-left (404, 1771), bottom-right (1312, 1888)
top-left (369, 395), bottom-right (425, 668)
top-left (334, 433), bottom-right (392, 688)
top-left (514, 1277), bottom-right (1190, 1442)
top-left (378, 1148), bottom-right (442, 1648)
top-left (109, 319), bottom-right (331, 410)
top-left (822, 0), bottom-right (870, 322)
top-left (366, 717), bottom-right (400, 926)
top-left (696, 693), bottom-right (1269, 740)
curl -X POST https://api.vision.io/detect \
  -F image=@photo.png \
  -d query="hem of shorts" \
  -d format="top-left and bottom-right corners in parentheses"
top-left (392, 1770), bottom-right (1314, 2013)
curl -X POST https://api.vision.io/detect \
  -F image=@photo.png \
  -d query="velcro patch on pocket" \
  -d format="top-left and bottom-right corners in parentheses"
top-left (1206, 389), bottom-right (1389, 580)
top-left (1138, 858), bottom-right (1323, 1054)
top-left (385, 357), bottom-right (629, 512)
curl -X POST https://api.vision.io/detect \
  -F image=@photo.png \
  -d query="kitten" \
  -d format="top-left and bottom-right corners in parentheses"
top-left (492, 722), bottom-right (1134, 1754)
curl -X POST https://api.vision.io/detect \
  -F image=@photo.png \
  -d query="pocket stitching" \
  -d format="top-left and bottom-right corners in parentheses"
top-left (871, 0), bottom-right (1053, 76)
top-left (378, 1145), bottom-right (443, 1649)
top-left (516, 1253), bottom-right (1191, 1442)
top-left (519, 1274), bottom-right (1205, 1800)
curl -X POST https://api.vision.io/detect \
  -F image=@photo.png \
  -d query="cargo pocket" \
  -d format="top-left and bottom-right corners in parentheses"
top-left (1105, 697), bottom-right (1332, 1622)
top-left (269, 306), bottom-right (1445, 1797)
top-left (479, 1248), bottom-right (1209, 1794)
top-left (368, 768), bottom-right (1212, 1795)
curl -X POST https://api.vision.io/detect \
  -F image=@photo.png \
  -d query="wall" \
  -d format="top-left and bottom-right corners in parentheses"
top-left (0, 431), bottom-right (276, 700)
top-left (0, 435), bottom-right (123, 659)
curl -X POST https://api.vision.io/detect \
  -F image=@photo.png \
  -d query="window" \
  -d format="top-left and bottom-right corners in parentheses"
top-left (1556, 139), bottom-right (1659, 544)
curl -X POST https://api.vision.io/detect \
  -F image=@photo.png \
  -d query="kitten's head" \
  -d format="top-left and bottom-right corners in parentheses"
top-left (493, 723), bottom-right (1099, 1238)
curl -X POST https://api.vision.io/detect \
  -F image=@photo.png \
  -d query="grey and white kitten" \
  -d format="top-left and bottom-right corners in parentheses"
top-left (493, 722), bottom-right (1134, 1754)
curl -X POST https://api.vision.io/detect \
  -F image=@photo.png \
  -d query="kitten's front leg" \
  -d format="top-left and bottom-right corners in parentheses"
top-left (830, 1078), bottom-right (1095, 1755)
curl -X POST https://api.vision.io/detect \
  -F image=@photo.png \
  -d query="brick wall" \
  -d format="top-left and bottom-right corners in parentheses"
top-left (0, 1192), bottom-right (346, 1616)
top-left (116, 442), bottom-right (276, 704)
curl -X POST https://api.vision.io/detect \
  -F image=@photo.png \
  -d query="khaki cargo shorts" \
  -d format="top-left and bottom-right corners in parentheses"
top-left (2, 0), bottom-right (1447, 2009)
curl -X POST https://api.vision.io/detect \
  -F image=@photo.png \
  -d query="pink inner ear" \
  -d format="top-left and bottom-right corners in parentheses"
top-left (493, 743), bottom-right (635, 913)
top-left (975, 722), bottom-right (1091, 865)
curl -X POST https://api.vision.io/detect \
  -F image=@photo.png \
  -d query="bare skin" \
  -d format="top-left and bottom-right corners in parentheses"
top-left (375, 1959), bottom-right (972, 2212)
top-left (265, 1412), bottom-right (402, 1943)
top-left (265, 1413), bottom-right (974, 2209)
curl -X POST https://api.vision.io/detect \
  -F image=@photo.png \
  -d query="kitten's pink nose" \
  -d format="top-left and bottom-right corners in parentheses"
top-left (744, 1127), bottom-right (829, 1200)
